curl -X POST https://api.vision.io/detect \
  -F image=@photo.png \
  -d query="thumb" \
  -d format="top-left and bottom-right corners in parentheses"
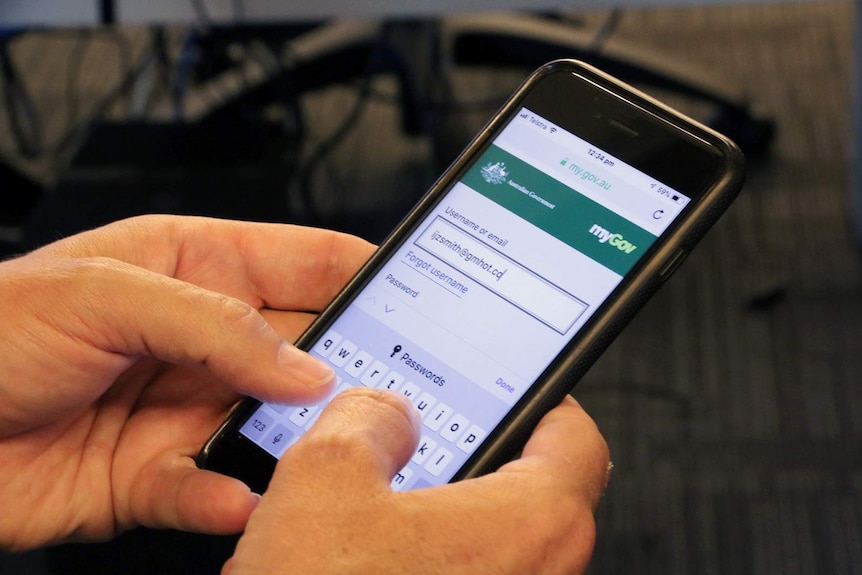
top-left (273, 388), bottom-right (421, 492)
top-left (227, 388), bottom-right (420, 572)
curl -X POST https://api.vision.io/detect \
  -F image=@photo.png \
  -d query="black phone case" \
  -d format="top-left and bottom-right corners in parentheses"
top-left (198, 59), bottom-right (745, 493)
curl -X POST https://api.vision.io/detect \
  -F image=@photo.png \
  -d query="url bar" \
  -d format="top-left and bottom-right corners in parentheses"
top-left (512, 110), bottom-right (680, 203)
top-left (498, 112), bottom-right (684, 234)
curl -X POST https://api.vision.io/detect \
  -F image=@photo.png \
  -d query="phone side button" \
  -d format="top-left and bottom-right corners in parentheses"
top-left (658, 249), bottom-right (689, 281)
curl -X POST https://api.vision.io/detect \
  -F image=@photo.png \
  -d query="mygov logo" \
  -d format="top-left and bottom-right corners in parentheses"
top-left (588, 224), bottom-right (638, 254)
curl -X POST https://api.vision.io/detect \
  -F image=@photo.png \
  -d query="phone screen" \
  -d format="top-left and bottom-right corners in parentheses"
top-left (238, 105), bottom-right (691, 491)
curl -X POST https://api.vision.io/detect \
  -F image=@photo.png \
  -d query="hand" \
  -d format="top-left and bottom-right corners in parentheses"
top-left (0, 215), bottom-right (375, 551)
top-left (226, 389), bottom-right (609, 575)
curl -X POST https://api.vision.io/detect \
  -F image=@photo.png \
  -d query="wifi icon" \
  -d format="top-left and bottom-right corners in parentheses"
top-left (550, 127), bottom-right (557, 134)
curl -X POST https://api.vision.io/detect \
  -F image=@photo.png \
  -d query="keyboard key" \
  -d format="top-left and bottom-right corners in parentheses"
top-left (289, 404), bottom-right (321, 427)
top-left (414, 391), bottom-right (437, 416)
top-left (424, 447), bottom-right (454, 476)
top-left (411, 478), bottom-right (436, 490)
top-left (378, 371), bottom-right (405, 392)
top-left (240, 412), bottom-right (273, 441)
top-left (456, 424), bottom-right (487, 454)
top-left (424, 402), bottom-right (453, 431)
top-left (329, 340), bottom-right (358, 368)
top-left (261, 425), bottom-right (295, 458)
top-left (313, 331), bottom-right (343, 358)
top-left (399, 380), bottom-right (421, 401)
top-left (360, 360), bottom-right (389, 387)
top-left (390, 466), bottom-right (414, 491)
top-left (440, 413), bottom-right (470, 442)
top-left (411, 436), bottom-right (438, 465)
top-left (344, 350), bottom-right (373, 378)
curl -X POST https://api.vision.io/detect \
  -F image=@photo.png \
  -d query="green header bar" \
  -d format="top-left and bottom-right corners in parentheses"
top-left (462, 145), bottom-right (657, 276)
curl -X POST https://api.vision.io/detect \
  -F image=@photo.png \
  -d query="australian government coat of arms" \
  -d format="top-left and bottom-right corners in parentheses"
top-left (480, 161), bottom-right (509, 185)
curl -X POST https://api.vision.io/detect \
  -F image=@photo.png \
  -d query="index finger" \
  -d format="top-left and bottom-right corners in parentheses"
top-left (236, 221), bottom-right (376, 311)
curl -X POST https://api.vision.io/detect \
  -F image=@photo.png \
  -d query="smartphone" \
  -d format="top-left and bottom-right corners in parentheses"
top-left (198, 59), bottom-right (744, 493)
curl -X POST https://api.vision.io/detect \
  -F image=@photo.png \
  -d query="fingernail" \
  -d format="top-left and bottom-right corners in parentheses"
top-left (278, 342), bottom-right (336, 389)
top-left (243, 490), bottom-right (263, 511)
